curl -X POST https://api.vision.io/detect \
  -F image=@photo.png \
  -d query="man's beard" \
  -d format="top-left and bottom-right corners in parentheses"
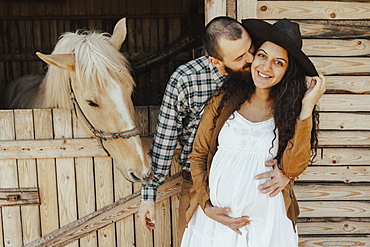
top-left (224, 63), bottom-right (252, 81)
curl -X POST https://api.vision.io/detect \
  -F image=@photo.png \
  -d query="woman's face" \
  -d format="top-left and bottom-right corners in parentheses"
top-left (251, 41), bottom-right (289, 90)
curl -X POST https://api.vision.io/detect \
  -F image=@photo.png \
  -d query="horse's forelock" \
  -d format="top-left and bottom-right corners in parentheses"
top-left (43, 30), bottom-right (135, 109)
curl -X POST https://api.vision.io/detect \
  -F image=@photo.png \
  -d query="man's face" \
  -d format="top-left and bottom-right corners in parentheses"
top-left (216, 30), bottom-right (255, 75)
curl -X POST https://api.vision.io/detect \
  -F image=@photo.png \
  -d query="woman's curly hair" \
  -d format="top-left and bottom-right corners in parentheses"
top-left (214, 53), bottom-right (319, 165)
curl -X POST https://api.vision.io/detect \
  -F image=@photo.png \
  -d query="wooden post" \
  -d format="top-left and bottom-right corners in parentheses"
top-left (237, 0), bottom-right (258, 20)
top-left (204, 0), bottom-right (227, 24)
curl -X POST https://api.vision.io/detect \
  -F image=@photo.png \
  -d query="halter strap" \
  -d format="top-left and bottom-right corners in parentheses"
top-left (69, 80), bottom-right (140, 147)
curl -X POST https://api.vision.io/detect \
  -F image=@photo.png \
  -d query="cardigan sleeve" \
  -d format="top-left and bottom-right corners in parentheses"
top-left (281, 116), bottom-right (313, 178)
top-left (189, 94), bottom-right (222, 211)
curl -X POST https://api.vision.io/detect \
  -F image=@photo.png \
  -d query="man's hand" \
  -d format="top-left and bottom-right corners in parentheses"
top-left (204, 200), bottom-right (249, 235)
top-left (138, 201), bottom-right (156, 232)
top-left (256, 159), bottom-right (290, 197)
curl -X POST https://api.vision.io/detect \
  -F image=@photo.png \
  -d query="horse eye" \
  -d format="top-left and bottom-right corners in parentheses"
top-left (86, 100), bottom-right (99, 107)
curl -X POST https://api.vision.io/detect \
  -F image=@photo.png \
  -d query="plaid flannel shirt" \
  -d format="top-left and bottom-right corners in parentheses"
top-left (141, 55), bottom-right (227, 201)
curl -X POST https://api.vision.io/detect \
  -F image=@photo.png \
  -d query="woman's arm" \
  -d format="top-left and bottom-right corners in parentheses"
top-left (282, 74), bottom-right (326, 177)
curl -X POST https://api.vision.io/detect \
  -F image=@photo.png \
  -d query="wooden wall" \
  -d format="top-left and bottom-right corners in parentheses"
top-left (0, 0), bottom-right (204, 107)
top-left (205, 0), bottom-right (370, 246)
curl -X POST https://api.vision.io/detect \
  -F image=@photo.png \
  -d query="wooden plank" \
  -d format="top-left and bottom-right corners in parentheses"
top-left (298, 166), bottom-right (370, 183)
top-left (295, 184), bottom-right (370, 201)
top-left (316, 148), bottom-right (370, 166)
top-left (33, 109), bottom-right (59, 236)
top-left (319, 131), bottom-right (370, 147)
top-left (237, 0), bottom-right (257, 20)
top-left (226, 0), bottom-right (236, 19)
top-left (299, 201), bottom-right (370, 218)
top-left (75, 157), bottom-right (97, 247)
top-left (319, 113), bottom-right (370, 130)
top-left (114, 161), bottom-right (135, 247)
top-left (135, 106), bottom-right (149, 136)
top-left (94, 156), bottom-right (115, 247)
top-left (154, 199), bottom-right (171, 247)
top-left (0, 187), bottom-right (39, 207)
top-left (311, 57), bottom-right (370, 75)
top-left (0, 110), bottom-right (22, 247)
top-left (281, 20), bottom-right (370, 40)
top-left (257, 1), bottom-right (370, 20)
top-left (325, 76), bottom-right (370, 94)
top-left (13, 110), bottom-right (41, 244)
top-left (24, 174), bottom-right (182, 247)
top-left (297, 220), bottom-right (370, 235)
top-left (53, 109), bottom-right (78, 247)
top-left (318, 94), bottom-right (370, 112)
top-left (303, 39), bottom-right (370, 57)
top-left (0, 138), bottom-right (107, 159)
top-left (149, 105), bottom-right (160, 135)
top-left (299, 237), bottom-right (370, 246)
top-left (204, 0), bottom-right (226, 24)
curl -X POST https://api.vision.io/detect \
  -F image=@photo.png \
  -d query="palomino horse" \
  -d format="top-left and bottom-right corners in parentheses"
top-left (5, 18), bottom-right (152, 183)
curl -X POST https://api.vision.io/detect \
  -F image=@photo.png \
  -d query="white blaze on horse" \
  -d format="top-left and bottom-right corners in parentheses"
top-left (5, 18), bottom-right (152, 183)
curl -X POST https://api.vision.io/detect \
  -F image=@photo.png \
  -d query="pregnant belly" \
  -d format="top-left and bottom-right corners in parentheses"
top-left (209, 151), bottom-right (273, 218)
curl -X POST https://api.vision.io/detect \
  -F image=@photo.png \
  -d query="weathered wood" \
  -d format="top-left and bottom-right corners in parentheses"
top-left (0, 138), bottom-right (107, 159)
top-left (299, 201), bottom-right (370, 218)
top-left (288, 20), bottom-right (370, 39)
top-left (114, 160), bottom-right (135, 247)
top-left (318, 94), bottom-right (370, 112)
top-left (95, 156), bottom-right (116, 246)
top-left (319, 131), bottom-right (370, 147)
top-left (53, 109), bottom-right (78, 247)
top-left (0, 188), bottom-right (39, 207)
top-left (316, 148), bottom-right (370, 166)
top-left (75, 157), bottom-right (98, 246)
top-left (297, 220), bottom-right (370, 235)
top-left (298, 166), bottom-right (370, 183)
top-left (257, 1), bottom-right (370, 20)
top-left (0, 111), bottom-right (22, 247)
top-left (33, 109), bottom-right (59, 236)
top-left (295, 184), bottom-right (370, 201)
top-left (149, 105), bottom-right (160, 135)
top-left (13, 110), bottom-right (41, 244)
top-left (325, 76), bottom-right (370, 94)
top-left (319, 113), bottom-right (370, 130)
top-left (237, 0), bottom-right (257, 20)
top-left (311, 57), bottom-right (370, 75)
top-left (23, 174), bottom-right (182, 247)
top-left (303, 39), bottom-right (370, 57)
top-left (205, 0), bottom-right (227, 24)
top-left (135, 106), bottom-right (149, 136)
top-left (299, 237), bottom-right (370, 246)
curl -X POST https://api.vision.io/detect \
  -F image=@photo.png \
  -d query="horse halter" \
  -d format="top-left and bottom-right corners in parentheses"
top-left (68, 80), bottom-right (140, 156)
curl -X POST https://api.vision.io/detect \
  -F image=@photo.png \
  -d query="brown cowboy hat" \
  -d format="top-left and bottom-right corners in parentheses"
top-left (241, 18), bottom-right (318, 77)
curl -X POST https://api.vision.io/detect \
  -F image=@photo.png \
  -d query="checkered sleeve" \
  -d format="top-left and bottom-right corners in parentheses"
top-left (141, 72), bottom-right (185, 201)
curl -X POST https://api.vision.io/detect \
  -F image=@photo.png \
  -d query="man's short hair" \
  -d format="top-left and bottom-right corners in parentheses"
top-left (202, 16), bottom-right (245, 61)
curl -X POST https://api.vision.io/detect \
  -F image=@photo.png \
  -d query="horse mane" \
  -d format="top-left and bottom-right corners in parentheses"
top-left (40, 30), bottom-right (135, 109)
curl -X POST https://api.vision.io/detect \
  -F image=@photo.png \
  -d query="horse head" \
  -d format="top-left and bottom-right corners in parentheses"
top-left (36, 18), bottom-right (152, 183)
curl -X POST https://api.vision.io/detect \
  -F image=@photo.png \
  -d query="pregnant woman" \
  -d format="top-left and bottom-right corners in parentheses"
top-left (181, 19), bottom-right (326, 247)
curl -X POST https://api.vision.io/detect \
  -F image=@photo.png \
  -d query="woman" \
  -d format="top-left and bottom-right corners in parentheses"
top-left (181, 19), bottom-right (326, 246)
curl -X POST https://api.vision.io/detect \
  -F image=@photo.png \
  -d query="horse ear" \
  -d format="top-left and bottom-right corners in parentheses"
top-left (36, 52), bottom-right (75, 72)
top-left (110, 17), bottom-right (127, 50)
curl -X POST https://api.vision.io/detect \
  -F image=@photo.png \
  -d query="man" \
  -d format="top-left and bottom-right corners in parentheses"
top-left (138, 16), bottom-right (288, 243)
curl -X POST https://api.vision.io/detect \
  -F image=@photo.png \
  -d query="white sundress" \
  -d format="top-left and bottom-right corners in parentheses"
top-left (181, 111), bottom-right (298, 247)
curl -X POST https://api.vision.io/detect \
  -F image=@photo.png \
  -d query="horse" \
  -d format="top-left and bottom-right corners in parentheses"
top-left (4, 18), bottom-right (152, 183)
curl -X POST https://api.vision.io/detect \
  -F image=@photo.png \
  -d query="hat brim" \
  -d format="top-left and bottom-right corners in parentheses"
top-left (241, 19), bottom-right (318, 77)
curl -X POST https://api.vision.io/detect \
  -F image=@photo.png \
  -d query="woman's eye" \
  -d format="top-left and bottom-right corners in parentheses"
top-left (86, 100), bottom-right (99, 107)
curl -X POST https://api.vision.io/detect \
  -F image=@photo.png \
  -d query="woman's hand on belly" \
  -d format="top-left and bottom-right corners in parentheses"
top-left (255, 159), bottom-right (289, 197)
top-left (204, 200), bottom-right (250, 235)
